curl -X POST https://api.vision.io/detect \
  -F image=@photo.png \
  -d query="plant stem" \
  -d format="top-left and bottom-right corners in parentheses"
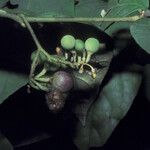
top-left (0, 9), bottom-right (145, 24)
top-left (39, 49), bottom-right (75, 68)
top-left (27, 14), bottom-right (144, 23)
top-left (20, 14), bottom-right (76, 79)
top-left (0, 10), bottom-right (25, 26)
top-left (20, 14), bottom-right (42, 49)
top-left (20, 14), bottom-right (43, 79)
top-left (29, 51), bottom-right (40, 78)
top-left (31, 79), bottom-right (49, 91)
top-left (35, 67), bottom-right (47, 78)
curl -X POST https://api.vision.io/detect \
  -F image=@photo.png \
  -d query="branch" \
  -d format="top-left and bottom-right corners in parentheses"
top-left (0, 9), bottom-right (145, 25)
top-left (20, 14), bottom-right (42, 49)
top-left (0, 10), bottom-right (25, 26)
top-left (19, 14), bottom-right (75, 80)
top-left (27, 15), bottom-right (144, 23)
top-left (20, 14), bottom-right (43, 79)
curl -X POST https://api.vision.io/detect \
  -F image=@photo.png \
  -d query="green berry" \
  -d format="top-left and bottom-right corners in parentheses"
top-left (85, 38), bottom-right (100, 53)
top-left (31, 51), bottom-right (47, 62)
top-left (31, 51), bottom-right (36, 61)
top-left (60, 35), bottom-right (75, 50)
top-left (75, 39), bottom-right (85, 52)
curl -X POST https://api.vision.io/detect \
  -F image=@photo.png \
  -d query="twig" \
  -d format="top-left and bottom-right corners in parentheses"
top-left (20, 14), bottom-right (43, 79)
top-left (39, 48), bottom-right (75, 68)
top-left (0, 10), bottom-right (25, 26)
top-left (20, 14), bottom-right (42, 49)
top-left (27, 14), bottom-right (144, 23)
top-left (20, 14), bottom-right (76, 79)
top-left (0, 9), bottom-right (145, 25)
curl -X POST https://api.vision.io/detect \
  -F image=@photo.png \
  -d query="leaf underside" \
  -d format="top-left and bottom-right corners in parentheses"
top-left (74, 71), bottom-right (142, 150)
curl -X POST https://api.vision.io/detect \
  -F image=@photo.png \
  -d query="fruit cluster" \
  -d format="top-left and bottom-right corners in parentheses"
top-left (60, 35), bottom-right (101, 63)
top-left (29, 34), bottom-right (104, 95)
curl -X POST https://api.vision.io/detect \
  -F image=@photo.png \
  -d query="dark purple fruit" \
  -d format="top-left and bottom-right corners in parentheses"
top-left (52, 71), bottom-right (73, 92)
top-left (45, 89), bottom-right (66, 112)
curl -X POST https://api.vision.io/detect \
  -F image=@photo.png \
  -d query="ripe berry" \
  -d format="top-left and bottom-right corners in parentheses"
top-left (52, 71), bottom-right (73, 92)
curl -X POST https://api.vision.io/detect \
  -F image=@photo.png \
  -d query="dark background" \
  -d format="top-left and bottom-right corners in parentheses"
top-left (0, 18), bottom-right (150, 150)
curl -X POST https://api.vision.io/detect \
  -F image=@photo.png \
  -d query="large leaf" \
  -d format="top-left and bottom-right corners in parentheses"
top-left (7, 0), bottom-right (74, 17)
top-left (0, 0), bottom-right (8, 8)
top-left (105, 21), bottom-right (131, 35)
top-left (75, 0), bottom-right (108, 17)
top-left (0, 132), bottom-right (13, 150)
top-left (100, 0), bottom-right (149, 35)
top-left (74, 72), bottom-right (141, 150)
top-left (130, 19), bottom-right (150, 54)
top-left (1, 0), bottom-right (148, 37)
top-left (0, 70), bottom-right (28, 104)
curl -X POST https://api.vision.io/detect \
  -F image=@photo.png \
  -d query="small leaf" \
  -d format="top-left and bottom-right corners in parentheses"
top-left (0, 70), bottom-right (28, 104)
top-left (130, 20), bottom-right (150, 53)
top-left (74, 72), bottom-right (142, 150)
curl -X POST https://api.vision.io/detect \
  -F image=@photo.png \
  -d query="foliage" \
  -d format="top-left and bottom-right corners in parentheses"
top-left (0, 0), bottom-right (150, 150)
top-left (6, 0), bottom-right (75, 17)
top-left (0, 71), bottom-right (27, 104)
top-left (100, 0), bottom-right (149, 32)
top-left (74, 72), bottom-right (141, 150)
top-left (130, 19), bottom-right (150, 53)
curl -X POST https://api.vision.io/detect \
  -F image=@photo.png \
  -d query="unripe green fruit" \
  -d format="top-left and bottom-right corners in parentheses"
top-left (85, 38), bottom-right (100, 53)
top-left (31, 51), bottom-right (47, 62)
top-left (60, 35), bottom-right (75, 50)
top-left (31, 51), bottom-right (36, 61)
top-left (75, 39), bottom-right (85, 52)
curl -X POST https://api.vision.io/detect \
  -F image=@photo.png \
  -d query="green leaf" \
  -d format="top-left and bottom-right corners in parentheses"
top-left (100, 0), bottom-right (149, 34)
top-left (0, 132), bottom-right (13, 150)
top-left (0, 70), bottom-right (28, 104)
top-left (74, 72), bottom-right (141, 150)
top-left (105, 21), bottom-right (131, 35)
top-left (75, 0), bottom-right (108, 17)
top-left (0, 0), bottom-right (8, 8)
top-left (130, 20), bottom-right (150, 53)
top-left (9, 0), bottom-right (74, 17)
